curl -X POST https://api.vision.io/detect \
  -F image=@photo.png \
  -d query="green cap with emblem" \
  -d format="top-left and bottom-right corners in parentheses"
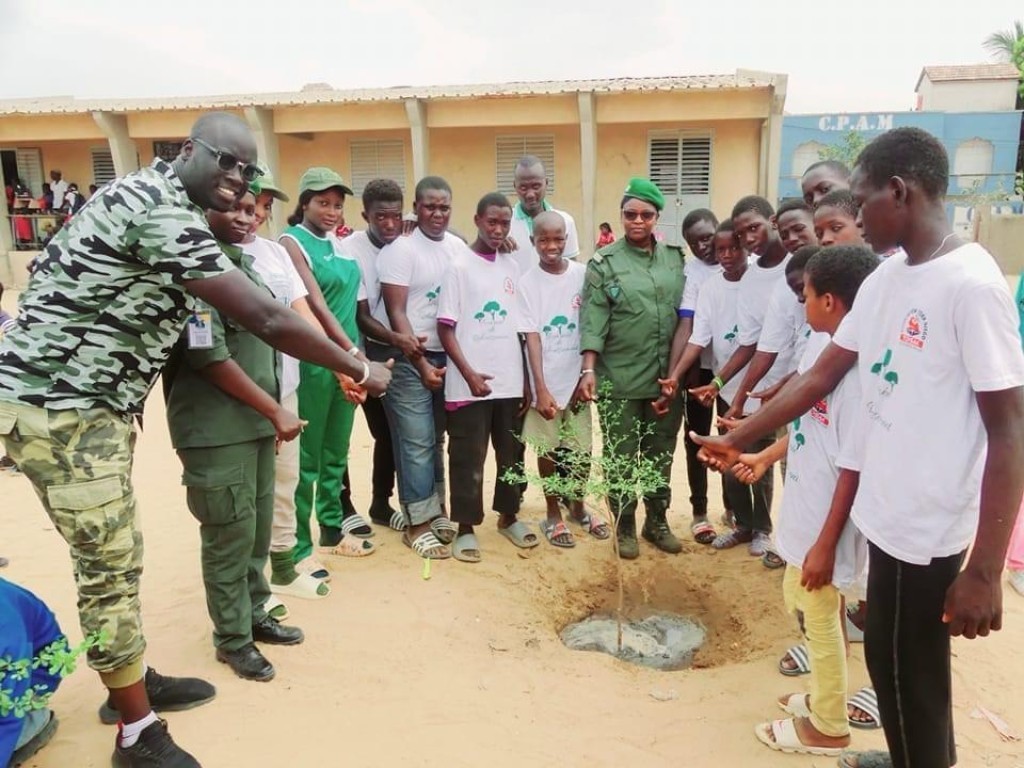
top-left (622, 177), bottom-right (665, 211)
top-left (298, 166), bottom-right (355, 197)
top-left (248, 162), bottom-right (290, 202)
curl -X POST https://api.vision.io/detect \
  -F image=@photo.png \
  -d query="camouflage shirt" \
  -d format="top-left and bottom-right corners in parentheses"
top-left (0, 159), bottom-right (236, 415)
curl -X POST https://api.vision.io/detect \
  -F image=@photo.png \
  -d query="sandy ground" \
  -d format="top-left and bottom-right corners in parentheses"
top-left (2, 299), bottom-right (1024, 768)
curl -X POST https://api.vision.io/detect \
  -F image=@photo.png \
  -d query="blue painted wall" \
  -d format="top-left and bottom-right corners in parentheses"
top-left (778, 111), bottom-right (1022, 201)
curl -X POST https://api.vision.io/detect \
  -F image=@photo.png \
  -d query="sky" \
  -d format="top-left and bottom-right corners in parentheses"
top-left (0, 0), bottom-right (1020, 114)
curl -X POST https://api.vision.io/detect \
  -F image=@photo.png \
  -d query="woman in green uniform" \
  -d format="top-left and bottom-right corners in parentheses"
top-left (578, 178), bottom-right (687, 559)
top-left (279, 167), bottom-right (373, 568)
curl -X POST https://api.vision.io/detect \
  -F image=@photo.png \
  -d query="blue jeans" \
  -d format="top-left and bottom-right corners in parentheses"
top-left (377, 348), bottom-right (446, 526)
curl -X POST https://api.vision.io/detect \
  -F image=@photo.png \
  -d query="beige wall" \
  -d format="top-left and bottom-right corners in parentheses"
top-left (0, 114), bottom-right (104, 143)
top-left (978, 210), bottom-right (1024, 274)
top-left (917, 79), bottom-right (1019, 112)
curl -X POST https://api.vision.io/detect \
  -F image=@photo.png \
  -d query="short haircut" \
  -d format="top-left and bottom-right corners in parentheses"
top-left (787, 245), bottom-right (821, 275)
top-left (802, 160), bottom-right (851, 181)
top-left (731, 195), bottom-right (775, 221)
top-left (814, 189), bottom-right (858, 218)
top-left (682, 208), bottom-right (718, 232)
top-left (715, 219), bottom-right (735, 236)
top-left (189, 111), bottom-right (248, 140)
top-left (476, 192), bottom-right (512, 216)
top-left (515, 155), bottom-right (545, 174)
top-left (362, 178), bottom-right (403, 209)
top-left (776, 198), bottom-right (813, 220)
top-left (414, 175), bottom-right (452, 201)
top-left (804, 246), bottom-right (880, 309)
top-left (854, 127), bottom-right (949, 199)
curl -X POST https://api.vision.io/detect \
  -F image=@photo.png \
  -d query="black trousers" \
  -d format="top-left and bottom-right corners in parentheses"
top-left (865, 542), bottom-right (964, 768)
top-left (361, 394), bottom-right (396, 499)
top-left (447, 399), bottom-right (524, 526)
top-left (718, 397), bottom-right (774, 533)
top-left (683, 367), bottom-right (730, 517)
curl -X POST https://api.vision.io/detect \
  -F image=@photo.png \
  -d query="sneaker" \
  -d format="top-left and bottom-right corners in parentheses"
top-left (10, 709), bottom-right (58, 766)
top-left (749, 531), bottom-right (772, 557)
top-left (295, 555), bottom-right (331, 582)
top-left (112, 718), bottom-right (200, 767)
top-left (265, 594), bottom-right (289, 621)
top-left (99, 667), bottom-right (216, 725)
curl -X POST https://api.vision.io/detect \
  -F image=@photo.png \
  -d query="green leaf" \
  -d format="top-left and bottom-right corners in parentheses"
top-left (870, 362), bottom-right (883, 374)
top-left (882, 348), bottom-right (892, 366)
top-left (884, 371), bottom-right (899, 387)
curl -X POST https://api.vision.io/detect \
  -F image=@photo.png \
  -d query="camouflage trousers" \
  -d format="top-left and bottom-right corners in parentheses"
top-left (0, 400), bottom-right (145, 689)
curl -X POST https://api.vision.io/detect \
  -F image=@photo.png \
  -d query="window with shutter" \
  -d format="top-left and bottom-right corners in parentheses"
top-left (647, 131), bottom-right (713, 246)
top-left (495, 135), bottom-right (556, 195)
top-left (349, 139), bottom-right (407, 195)
top-left (91, 147), bottom-right (116, 185)
top-left (14, 148), bottom-right (43, 197)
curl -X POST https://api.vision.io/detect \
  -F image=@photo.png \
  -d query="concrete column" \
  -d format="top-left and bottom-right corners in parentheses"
top-left (577, 92), bottom-right (598, 261)
top-left (404, 99), bottom-right (430, 182)
top-left (0, 159), bottom-right (14, 260)
top-left (244, 107), bottom-right (283, 237)
top-left (763, 74), bottom-right (788, 205)
top-left (92, 112), bottom-right (140, 177)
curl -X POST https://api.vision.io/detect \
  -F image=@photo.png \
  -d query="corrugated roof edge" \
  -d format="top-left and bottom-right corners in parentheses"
top-left (0, 72), bottom-right (781, 116)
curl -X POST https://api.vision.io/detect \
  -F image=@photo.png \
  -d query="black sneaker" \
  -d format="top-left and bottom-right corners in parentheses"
top-left (99, 667), bottom-right (216, 725)
top-left (112, 719), bottom-right (201, 767)
top-left (9, 710), bottom-right (58, 766)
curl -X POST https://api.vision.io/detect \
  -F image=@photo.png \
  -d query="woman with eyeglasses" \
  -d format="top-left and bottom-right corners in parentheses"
top-left (577, 177), bottom-right (687, 560)
top-left (279, 167), bottom-right (377, 580)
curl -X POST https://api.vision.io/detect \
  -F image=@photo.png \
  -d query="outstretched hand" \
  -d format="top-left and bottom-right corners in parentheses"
top-left (690, 431), bottom-right (740, 472)
top-left (688, 383), bottom-right (718, 408)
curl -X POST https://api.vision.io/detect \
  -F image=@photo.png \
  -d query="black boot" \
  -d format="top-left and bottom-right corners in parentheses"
top-left (215, 643), bottom-right (275, 682)
top-left (616, 513), bottom-right (639, 560)
top-left (98, 667), bottom-right (216, 725)
top-left (642, 500), bottom-right (682, 554)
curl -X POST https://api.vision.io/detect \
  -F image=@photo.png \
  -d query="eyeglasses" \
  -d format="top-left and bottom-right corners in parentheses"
top-left (191, 137), bottom-right (263, 182)
top-left (622, 210), bottom-right (657, 222)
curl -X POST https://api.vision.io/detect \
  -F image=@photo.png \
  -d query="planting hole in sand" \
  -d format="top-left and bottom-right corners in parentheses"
top-left (560, 613), bottom-right (706, 670)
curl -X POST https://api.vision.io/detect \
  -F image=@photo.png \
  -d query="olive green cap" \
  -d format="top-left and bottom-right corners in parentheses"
top-left (622, 177), bottom-right (665, 211)
top-left (298, 166), bottom-right (354, 197)
top-left (248, 162), bottom-right (290, 202)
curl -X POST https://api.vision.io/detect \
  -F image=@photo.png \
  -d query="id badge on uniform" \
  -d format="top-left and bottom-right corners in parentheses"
top-left (187, 310), bottom-right (213, 349)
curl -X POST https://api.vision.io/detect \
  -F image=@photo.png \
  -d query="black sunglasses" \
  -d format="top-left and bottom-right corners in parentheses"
top-left (192, 137), bottom-right (263, 182)
top-left (623, 210), bottom-right (657, 222)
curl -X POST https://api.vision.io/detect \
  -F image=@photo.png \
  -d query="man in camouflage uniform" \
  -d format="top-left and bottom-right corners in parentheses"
top-left (0, 112), bottom-right (391, 768)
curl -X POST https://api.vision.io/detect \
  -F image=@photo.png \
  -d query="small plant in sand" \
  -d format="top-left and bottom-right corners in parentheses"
top-left (0, 632), bottom-right (105, 718)
top-left (504, 382), bottom-right (669, 651)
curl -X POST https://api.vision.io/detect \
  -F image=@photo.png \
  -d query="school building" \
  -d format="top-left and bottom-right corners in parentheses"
top-left (0, 71), bottom-right (788, 286)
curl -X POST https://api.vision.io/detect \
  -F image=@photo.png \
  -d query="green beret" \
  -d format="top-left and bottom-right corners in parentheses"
top-left (622, 177), bottom-right (665, 211)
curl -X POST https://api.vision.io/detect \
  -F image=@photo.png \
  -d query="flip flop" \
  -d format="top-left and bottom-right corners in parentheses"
top-left (321, 537), bottom-right (376, 558)
top-left (1010, 569), bottom-right (1024, 597)
top-left (270, 572), bottom-right (330, 600)
top-left (755, 719), bottom-right (843, 757)
top-left (402, 529), bottom-right (451, 560)
top-left (541, 519), bottom-right (576, 548)
top-left (341, 513), bottom-right (375, 539)
top-left (498, 520), bottom-right (539, 549)
top-left (778, 692), bottom-right (812, 718)
top-left (568, 508), bottom-right (610, 540)
top-left (847, 688), bottom-right (881, 730)
top-left (430, 515), bottom-right (457, 545)
top-left (452, 532), bottom-right (482, 563)
top-left (762, 549), bottom-right (786, 569)
top-left (779, 644), bottom-right (811, 676)
top-left (690, 519), bottom-right (717, 545)
top-left (372, 508), bottom-right (409, 532)
top-left (837, 750), bottom-right (893, 768)
top-left (295, 556), bottom-right (331, 582)
top-left (264, 595), bottom-right (290, 621)
top-left (712, 527), bottom-right (753, 550)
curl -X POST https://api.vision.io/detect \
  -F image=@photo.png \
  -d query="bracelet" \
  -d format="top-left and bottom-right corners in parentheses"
top-left (347, 346), bottom-right (360, 357)
top-left (356, 361), bottom-right (371, 386)
top-left (712, 375), bottom-right (725, 390)
top-left (580, 368), bottom-right (595, 376)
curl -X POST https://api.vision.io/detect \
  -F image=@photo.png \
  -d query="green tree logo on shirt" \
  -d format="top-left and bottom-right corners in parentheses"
top-left (542, 314), bottom-right (577, 336)
top-left (791, 416), bottom-right (805, 451)
top-left (870, 347), bottom-right (899, 394)
top-left (426, 285), bottom-right (441, 302)
top-left (724, 324), bottom-right (738, 343)
top-left (474, 300), bottom-right (508, 327)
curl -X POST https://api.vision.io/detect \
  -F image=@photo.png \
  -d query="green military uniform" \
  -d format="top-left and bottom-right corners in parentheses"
top-left (0, 158), bottom-right (236, 688)
top-left (579, 179), bottom-right (686, 550)
top-left (164, 244), bottom-right (279, 651)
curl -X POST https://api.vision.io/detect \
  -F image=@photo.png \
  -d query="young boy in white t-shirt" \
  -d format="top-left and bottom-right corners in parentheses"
top-left (518, 211), bottom-right (610, 548)
top-left (730, 246), bottom-right (879, 757)
top-left (695, 128), bottom-right (1024, 768)
top-left (437, 193), bottom-right (533, 563)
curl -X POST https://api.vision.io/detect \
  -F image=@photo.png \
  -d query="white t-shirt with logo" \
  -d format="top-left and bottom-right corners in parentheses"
top-left (737, 255), bottom-right (791, 346)
top-left (437, 249), bottom-right (524, 403)
top-left (377, 229), bottom-right (463, 352)
top-left (338, 230), bottom-right (391, 342)
top-left (242, 236), bottom-right (308, 400)
top-left (679, 259), bottom-right (723, 370)
top-left (517, 261), bottom-right (586, 409)
top-left (833, 243), bottom-right (1024, 565)
top-left (690, 274), bottom-right (750, 408)
top-left (747, 280), bottom-right (802, 413)
top-left (508, 206), bottom-right (580, 275)
top-left (776, 331), bottom-right (867, 591)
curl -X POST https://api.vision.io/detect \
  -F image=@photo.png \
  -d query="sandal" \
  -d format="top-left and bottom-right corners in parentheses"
top-left (711, 527), bottom-right (753, 550)
top-left (295, 556), bottom-right (331, 582)
top-left (837, 750), bottom-right (893, 768)
top-left (322, 537), bottom-right (376, 558)
top-left (847, 688), bottom-right (881, 730)
top-left (1010, 569), bottom-right (1024, 597)
top-left (754, 719), bottom-right (843, 757)
top-left (762, 549), bottom-right (786, 569)
top-left (541, 520), bottom-right (576, 548)
top-left (778, 644), bottom-right (811, 676)
top-left (690, 519), bottom-right (717, 545)
top-left (372, 508), bottom-right (409, 532)
top-left (402, 529), bottom-right (451, 560)
top-left (430, 515), bottom-right (457, 545)
top-left (452, 532), bottom-right (482, 563)
top-left (569, 508), bottom-right (610, 540)
top-left (497, 520), bottom-right (539, 549)
top-left (341, 513), bottom-right (375, 539)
